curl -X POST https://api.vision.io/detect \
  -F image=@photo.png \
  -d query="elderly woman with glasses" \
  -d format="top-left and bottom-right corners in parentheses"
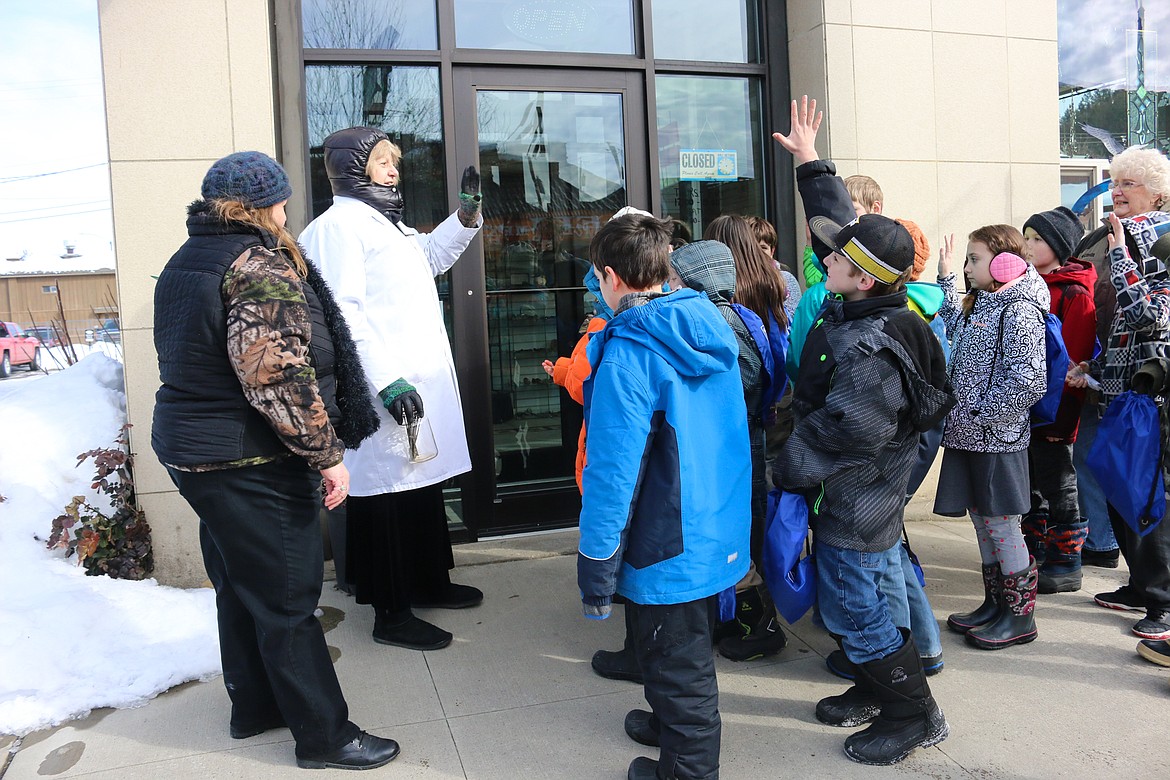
top-left (1068, 146), bottom-right (1170, 649)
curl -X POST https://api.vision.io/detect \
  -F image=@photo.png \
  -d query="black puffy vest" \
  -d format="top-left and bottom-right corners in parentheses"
top-left (152, 206), bottom-right (340, 467)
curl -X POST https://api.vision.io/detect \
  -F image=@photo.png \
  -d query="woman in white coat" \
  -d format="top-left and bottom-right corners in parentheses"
top-left (300, 127), bottom-right (484, 651)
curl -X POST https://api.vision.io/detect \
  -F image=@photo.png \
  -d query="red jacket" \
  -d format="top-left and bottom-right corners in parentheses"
top-left (551, 315), bottom-right (607, 492)
top-left (1035, 260), bottom-right (1097, 443)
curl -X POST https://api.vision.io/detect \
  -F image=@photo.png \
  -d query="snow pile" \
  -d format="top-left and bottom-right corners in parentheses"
top-left (0, 355), bottom-right (219, 736)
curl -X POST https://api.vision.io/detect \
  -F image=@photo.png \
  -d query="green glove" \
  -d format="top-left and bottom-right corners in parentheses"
top-left (378, 378), bottom-right (424, 425)
top-left (458, 165), bottom-right (482, 226)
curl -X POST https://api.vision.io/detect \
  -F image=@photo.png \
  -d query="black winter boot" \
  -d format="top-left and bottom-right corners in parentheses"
top-left (1038, 519), bottom-right (1088, 594)
top-left (947, 563), bottom-right (1000, 633)
top-left (591, 605), bottom-right (643, 683)
top-left (1021, 510), bottom-right (1048, 565)
top-left (816, 678), bottom-right (881, 727)
top-left (967, 559), bottom-right (1038, 650)
top-left (718, 585), bottom-right (787, 661)
top-left (843, 630), bottom-right (949, 766)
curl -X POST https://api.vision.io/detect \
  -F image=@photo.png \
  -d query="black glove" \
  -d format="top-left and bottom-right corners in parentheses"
top-left (378, 378), bottom-right (424, 425)
top-left (458, 165), bottom-right (482, 226)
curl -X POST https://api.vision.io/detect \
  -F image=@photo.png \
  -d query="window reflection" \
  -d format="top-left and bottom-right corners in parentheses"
top-left (656, 75), bottom-right (765, 239)
top-left (302, 0), bottom-right (438, 50)
top-left (454, 0), bottom-right (634, 54)
top-left (477, 90), bottom-right (626, 487)
top-left (653, 0), bottom-right (758, 63)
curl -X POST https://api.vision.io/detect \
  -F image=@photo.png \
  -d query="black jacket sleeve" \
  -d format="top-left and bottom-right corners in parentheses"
top-left (795, 159), bottom-right (859, 262)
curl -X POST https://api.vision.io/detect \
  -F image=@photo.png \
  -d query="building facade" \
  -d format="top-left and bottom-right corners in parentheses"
top-left (99, 0), bottom-right (1060, 586)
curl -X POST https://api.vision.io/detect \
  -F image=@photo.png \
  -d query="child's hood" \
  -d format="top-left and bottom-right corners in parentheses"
top-left (583, 266), bottom-right (615, 319)
top-left (1043, 259), bottom-right (1097, 294)
top-left (670, 240), bottom-right (736, 305)
top-left (905, 281), bottom-right (944, 318)
top-left (590, 288), bottom-right (739, 379)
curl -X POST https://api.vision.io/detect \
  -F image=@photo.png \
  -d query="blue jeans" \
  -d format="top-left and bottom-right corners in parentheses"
top-left (1073, 403), bottom-right (1119, 552)
top-left (879, 544), bottom-right (943, 659)
top-left (816, 540), bottom-right (903, 664)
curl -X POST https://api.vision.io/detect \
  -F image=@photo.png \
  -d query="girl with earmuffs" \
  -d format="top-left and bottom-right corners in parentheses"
top-left (933, 225), bottom-right (1050, 651)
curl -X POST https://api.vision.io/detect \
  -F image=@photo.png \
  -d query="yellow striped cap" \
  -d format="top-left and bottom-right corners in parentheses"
top-left (808, 214), bottom-right (915, 284)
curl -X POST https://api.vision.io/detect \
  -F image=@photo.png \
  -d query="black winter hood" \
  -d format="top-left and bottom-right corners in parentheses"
top-left (323, 126), bottom-right (404, 223)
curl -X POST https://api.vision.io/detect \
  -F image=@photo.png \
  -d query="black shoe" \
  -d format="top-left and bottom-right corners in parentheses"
top-left (718, 617), bottom-right (787, 661)
top-left (844, 698), bottom-right (949, 766)
top-left (627, 756), bottom-right (661, 780)
top-left (412, 583), bottom-right (483, 609)
top-left (921, 654), bottom-right (944, 677)
top-left (1132, 611), bottom-right (1170, 640)
top-left (816, 683), bottom-right (881, 727)
top-left (591, 646), bottom-right (643, 683)
top-left (295, 731), bottom-right (400, 770)
top-left (1137, 639), bottom-right (1170, 666)
top-left (947, 563), bottom-right (1000, 633)
top-left (373, 612), bottom-right (452, 650)
top-left (1094, 585), bottom-right (1147, 613)
top-left (826, 649), bottom-right (857, 680)
top-left (229, 715), bottom-right (285, 740)
top-left (1082, 548), bottom-right (1120, 569)
top-left (623, 709), bottom-right (660, 747)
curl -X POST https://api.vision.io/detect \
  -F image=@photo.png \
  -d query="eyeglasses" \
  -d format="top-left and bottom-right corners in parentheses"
top-left (1111, 179), bottom-right (1146, 191)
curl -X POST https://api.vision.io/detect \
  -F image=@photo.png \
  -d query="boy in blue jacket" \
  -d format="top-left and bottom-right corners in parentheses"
top-left (577, 213), bottom-right (751, 780)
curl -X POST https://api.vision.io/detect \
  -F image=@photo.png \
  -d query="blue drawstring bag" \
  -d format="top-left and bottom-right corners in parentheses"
top-left (761, 488), bottom-right (817, 623)
top-left (717, 586), bottom-right (736, 623)
top-left (1086, 391), bottom-right (1166, 536)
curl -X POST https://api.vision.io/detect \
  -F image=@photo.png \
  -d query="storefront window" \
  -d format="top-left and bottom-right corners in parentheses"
top-left (453, 0), bottom-right (634, 54)
top-left (302, 0), bottom-right (438, 50)
top-left (656, 75), bottom-right (765, 240)
top-left (652, 0), bottom-right (759, 63)
top-left (1058, 1), bottom-right (1168, 158)
top-left (304, 65), bottom-right (445, 224)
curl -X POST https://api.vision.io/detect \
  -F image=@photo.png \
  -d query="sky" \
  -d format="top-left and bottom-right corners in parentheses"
top-left (1058, 0), bottom-right (1170, 91)
top-left (0, 355), bottom-right (219, 736)
top-left (0, 0), bottom-right (114, 261)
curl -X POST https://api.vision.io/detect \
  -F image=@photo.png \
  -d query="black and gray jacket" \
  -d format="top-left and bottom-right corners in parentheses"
top-left (779, 293), bottom-right (954, 552)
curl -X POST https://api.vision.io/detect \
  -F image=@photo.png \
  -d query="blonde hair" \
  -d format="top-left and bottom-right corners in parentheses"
top-left (844, 175), bottom-right (884, 213)
top-left (211, 199), bottom-right (308, 278)
top-left (365, 139), bottom-right (402, 181)
top-left (1110, 146), bottom-right (1170, 207)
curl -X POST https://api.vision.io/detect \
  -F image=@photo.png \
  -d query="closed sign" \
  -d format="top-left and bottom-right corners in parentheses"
top-left (679, 149), bottom-right (737, 181)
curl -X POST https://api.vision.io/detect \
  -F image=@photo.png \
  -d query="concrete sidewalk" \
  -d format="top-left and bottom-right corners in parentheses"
top-left (4, 513), bottom-right (1169, 779)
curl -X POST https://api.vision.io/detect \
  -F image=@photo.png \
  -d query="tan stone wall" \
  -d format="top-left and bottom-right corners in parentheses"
top-left (786, 0), bottom-right (1061, 275)
top-left (98, 0), bottom-right (277, 586)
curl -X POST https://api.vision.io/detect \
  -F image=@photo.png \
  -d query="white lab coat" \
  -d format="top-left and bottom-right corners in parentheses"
top-left (299, 196), bottom-right (481, 495)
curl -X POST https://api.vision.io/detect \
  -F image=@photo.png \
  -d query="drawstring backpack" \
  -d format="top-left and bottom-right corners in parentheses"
top-left (1086, 390), bottom-right (1165, 536)
top-left (761, 487), bottom-right (816, 623)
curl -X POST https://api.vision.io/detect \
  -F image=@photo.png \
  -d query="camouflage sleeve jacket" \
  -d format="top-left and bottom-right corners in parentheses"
top-left (221, 246), bottom-right (345, 471)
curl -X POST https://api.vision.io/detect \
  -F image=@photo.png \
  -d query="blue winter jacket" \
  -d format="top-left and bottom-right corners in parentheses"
top-left (577, 288), bottom-right (751, 607)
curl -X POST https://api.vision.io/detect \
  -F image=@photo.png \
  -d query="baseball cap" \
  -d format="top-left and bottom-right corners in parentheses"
top-left (809, 213), bottom-right (915, 284)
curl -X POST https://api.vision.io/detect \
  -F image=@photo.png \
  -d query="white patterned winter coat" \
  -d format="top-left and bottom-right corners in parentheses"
top-left (938, 265), bottom-right (1050, 453)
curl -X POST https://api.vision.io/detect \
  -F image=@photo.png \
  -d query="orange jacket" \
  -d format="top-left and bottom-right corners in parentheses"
top-left (551, 316), bottom-right (607, 493)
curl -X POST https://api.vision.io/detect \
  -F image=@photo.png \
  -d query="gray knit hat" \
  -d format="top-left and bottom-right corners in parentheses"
top-left (1023, 206), bottom-right (1083, 264)
top-left (201, 151), bottom-right (292, 208)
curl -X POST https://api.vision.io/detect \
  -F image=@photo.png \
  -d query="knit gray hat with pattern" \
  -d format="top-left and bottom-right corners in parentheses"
top-left (201, 151), bottom-right (292, 209)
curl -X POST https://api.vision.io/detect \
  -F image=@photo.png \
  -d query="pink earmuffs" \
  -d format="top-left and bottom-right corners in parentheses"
top-left (989, 252), bottom-right (1028, 283)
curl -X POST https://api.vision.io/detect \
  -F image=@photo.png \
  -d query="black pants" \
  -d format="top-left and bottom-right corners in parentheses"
top-left (1028, 438), bottom-right (1080, 524)
top-left (1109, 503), bottom-right (1170, 613)
top-left (749, 422), bottom-right (767, 568)
top-left (629, 597), bottom-right (721, 780)
top-left (345, 483), bottom-right (454, 614)
top-left (168, 460), bottom-right (357, 756)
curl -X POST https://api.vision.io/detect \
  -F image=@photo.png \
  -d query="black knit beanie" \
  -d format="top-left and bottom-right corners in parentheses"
top-left (201, 151), bottom-right (292, 208)
top-left (1023, 206), bottom-right (1083, 264)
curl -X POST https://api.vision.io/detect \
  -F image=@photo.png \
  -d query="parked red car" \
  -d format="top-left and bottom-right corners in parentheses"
top-left (0, 321), bottom-right (43, 377)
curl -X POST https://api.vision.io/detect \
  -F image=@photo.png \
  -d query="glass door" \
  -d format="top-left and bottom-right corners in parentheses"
top-left (450, 68), bottom-right (648, 537)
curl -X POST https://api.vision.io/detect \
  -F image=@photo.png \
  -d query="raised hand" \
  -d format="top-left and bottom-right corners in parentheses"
top-left (938, 233), bottom-right (955, 277)
top-left (772, 95), bottom-right (824, 166)
top-left (459, 165), bottom-right (482, 226)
